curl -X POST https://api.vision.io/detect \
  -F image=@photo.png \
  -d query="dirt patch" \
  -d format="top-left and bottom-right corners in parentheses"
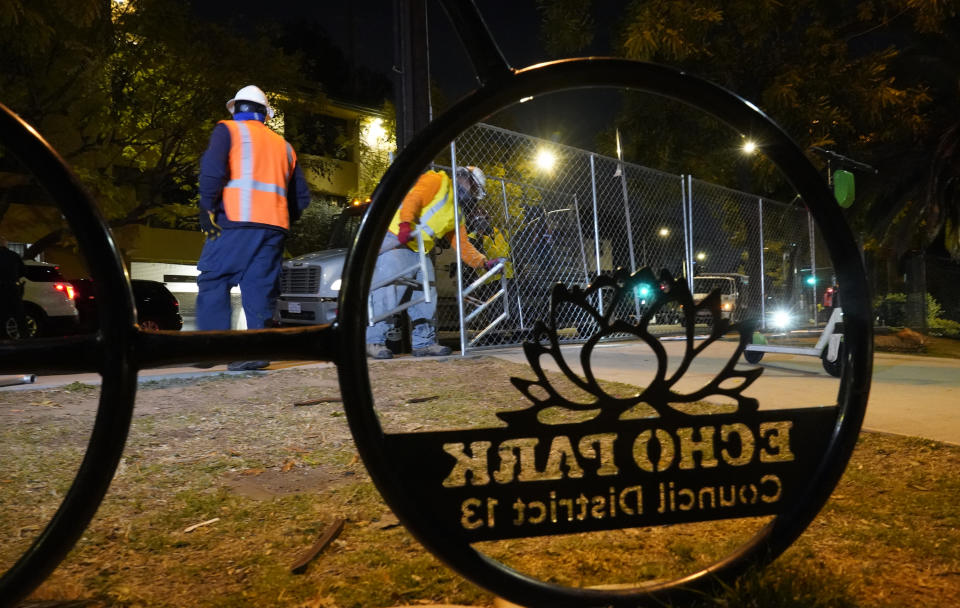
top-left (224, 466), bottom-right (345, 500)
top-left (874, 328), bottom-right (931, 353)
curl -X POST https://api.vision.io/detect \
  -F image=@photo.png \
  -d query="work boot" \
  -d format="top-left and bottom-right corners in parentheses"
top-left (412, 343), bottom-right (452, 357)
top-left (366, 343), bottom-right (393, 359)
top-left (227, 360), bottom-right (270, 371)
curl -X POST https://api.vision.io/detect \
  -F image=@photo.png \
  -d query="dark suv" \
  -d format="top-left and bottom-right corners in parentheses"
top-left (72, 279), bottom-right (183, 332)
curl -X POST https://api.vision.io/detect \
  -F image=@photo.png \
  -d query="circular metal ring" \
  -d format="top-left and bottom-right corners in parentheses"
top-left (338, 58), bottom-right (872, 607)
top-left (0, 103), bottom-right (139, 605)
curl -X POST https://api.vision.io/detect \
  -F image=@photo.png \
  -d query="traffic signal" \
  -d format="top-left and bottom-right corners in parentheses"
top-left (635, 282), bottom-right (656, 304)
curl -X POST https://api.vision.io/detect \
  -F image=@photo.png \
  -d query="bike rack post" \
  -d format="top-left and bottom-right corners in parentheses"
top-left (0, 1), bottom-right (873, 605)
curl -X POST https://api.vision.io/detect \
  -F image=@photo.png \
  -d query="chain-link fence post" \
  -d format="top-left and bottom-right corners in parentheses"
top-left (589, 154), bottom-right (604, 316)
top-left (449, 141), bottom-right (468, 355)
top-left (808, 212), bottom-right (817, 326)
top-left (758, 197), bottom-right (766, 330)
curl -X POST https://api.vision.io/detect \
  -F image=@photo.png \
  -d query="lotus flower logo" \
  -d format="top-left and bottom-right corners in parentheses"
top-left (505, 267), bottom-right (762, 426)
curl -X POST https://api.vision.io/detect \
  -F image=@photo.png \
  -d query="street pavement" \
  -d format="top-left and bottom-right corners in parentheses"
top-left (2, 339), bottom-right (957, 445)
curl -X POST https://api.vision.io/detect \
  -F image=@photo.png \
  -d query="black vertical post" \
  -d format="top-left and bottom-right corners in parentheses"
top-left (394, 0), bottom-right (432, 152)
top-left (905, 250), bottom-right (928, 332)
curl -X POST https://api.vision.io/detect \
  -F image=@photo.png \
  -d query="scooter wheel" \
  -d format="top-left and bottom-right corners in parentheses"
top-left (744, 331), bottom-right (766, 364)
top-left (821, 342), bottom-right (844, 377)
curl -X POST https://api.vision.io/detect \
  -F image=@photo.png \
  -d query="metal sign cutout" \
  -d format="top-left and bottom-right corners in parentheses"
top-left (336, 15), bottom-right (873, 605)
top-left (386, 269), bottom-right (837, 543)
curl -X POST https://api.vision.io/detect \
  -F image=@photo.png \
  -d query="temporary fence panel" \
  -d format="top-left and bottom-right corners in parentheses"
top-left (757, 199), bottom-right (819, 329)
top-left (687, 178), bottom-right (765, 324)
top-left (429, 123), bottom-right (818, 353)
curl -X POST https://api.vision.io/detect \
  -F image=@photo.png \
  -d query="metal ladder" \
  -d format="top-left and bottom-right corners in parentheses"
top-left (366, 225), bottom-right (511, 350)
top-left (367, 228), bottom-right (433, 325)
top-left (461, 258), bottom-right (508, 347)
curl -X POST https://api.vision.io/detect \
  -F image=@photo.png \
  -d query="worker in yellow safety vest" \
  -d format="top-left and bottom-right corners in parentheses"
top-left (366, 166), bottom-right (504, 359)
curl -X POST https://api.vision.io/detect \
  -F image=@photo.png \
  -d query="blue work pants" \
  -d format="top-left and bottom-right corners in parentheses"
top-left (196, 228), bottom-right (284, 330)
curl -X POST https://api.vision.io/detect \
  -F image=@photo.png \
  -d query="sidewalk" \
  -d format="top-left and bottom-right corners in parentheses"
top-left (485, 340), bottom-right (960, 446)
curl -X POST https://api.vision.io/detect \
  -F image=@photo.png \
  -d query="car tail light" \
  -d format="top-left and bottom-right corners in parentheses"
top-left (55, 283), bottom-right (76, 300)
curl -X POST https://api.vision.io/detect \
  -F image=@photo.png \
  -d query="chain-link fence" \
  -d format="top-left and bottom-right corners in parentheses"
top-left (431, 123), bottom-right (831, 353)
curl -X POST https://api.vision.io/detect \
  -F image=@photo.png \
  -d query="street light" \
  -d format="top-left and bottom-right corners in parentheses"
top-left (741, 139), bottom-right (757, 155)
top-left (535, 148), bottom-right (556, 172)
top-left (362, 117), bottom-right (388, 149)
top-left (696, 251), bottom-right (706, 261)
top-left (658, 227), bottom-right (670, 238)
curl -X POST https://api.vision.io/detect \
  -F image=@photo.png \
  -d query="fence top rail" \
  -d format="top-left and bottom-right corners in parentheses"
top-left (469, 123), bottom-right (689, 183)
top-left (687, 174), bottom-right (796, 210)
top-left (449, 124), bottom-right (797, 211)
top-left (432, 162), bottom-right (578, 201)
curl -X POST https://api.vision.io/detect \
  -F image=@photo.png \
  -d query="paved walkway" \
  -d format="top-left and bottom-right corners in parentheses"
top-left (0, 360), bottom-right (331, 391)
top-left (486, 340), bottom-right (960, 446)
top-left (2, 340), bottom-right (957, 445)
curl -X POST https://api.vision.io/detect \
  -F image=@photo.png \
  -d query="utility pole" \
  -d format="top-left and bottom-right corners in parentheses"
top-left (393, 0), bottom-right (432, 152)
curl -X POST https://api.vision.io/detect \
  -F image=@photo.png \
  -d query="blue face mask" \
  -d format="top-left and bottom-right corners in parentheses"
top-left (232, 111), bottom-right (266, 122)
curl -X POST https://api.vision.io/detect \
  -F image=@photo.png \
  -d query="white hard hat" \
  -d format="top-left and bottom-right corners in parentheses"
top-left (226, 85), bottom-right (275, 118)
top-left (458, 165), bottom-right (487, 199)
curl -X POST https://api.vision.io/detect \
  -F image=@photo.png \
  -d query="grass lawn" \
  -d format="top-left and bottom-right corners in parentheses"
top-left (0, 358), bottom-right (957, 608)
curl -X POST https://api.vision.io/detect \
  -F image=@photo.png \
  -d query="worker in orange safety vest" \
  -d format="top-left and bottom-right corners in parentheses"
top-left (196, 85), bottom-right (311, 370)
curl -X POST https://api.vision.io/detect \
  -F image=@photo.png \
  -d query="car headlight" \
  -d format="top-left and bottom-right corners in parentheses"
top-left (329, 278), bottom-right (341, 292)
top-left (771, 309), bottom-right (792, 329)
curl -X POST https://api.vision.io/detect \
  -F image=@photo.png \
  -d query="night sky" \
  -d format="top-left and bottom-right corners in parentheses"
top-left (190, 2), bottom-right (554, 97)
top-left (189, 1), bottom-right (630, 149)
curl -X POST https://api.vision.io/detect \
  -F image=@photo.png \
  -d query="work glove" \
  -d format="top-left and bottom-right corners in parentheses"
top-left (199, 210), bottom-right (222, 240)
top-left (396, 221), bottom-right (413, 245)
top-left (484, 257), bottom-right (506, 271)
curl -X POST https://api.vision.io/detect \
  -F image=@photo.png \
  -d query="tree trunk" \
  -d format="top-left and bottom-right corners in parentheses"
top-left (22, 230), bottom-right (64, 260)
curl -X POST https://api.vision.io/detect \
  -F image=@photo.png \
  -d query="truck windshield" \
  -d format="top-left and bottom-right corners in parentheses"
top-left (693, 278), bottom-right (735, 294)
top-left (327, 204), bottom-right (370, 249)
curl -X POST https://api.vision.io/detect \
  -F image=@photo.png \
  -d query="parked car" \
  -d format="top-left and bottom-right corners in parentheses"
top-left (8, 260), bottom-right (81, 338)
top-left (72, 278), bottom-right (183, 332)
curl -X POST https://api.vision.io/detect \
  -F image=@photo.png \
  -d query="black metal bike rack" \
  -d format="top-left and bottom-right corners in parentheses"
top-left (0, 1), bottom-right (872, 606)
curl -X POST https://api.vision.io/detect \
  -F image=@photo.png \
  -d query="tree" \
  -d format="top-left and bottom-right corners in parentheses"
top-left (1, 0), bottom-right (304, 258)
top-left (867, 13), bottom-right (960, 261)
top-left (539, 0), bottom-right (960, 264)
top-left (285, 197), bottom-right (345, 257)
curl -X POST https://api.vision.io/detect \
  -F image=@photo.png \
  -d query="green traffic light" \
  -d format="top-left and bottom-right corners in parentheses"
top-left (806, 276), bottom-right (817, 285)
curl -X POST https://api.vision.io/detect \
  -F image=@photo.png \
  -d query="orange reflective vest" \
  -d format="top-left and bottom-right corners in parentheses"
top-left (219, 120), bottom-right (296, 229)
top-left (388, 170), bottom-right (486, 268)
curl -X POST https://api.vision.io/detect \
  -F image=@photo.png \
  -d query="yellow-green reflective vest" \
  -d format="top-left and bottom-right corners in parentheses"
top-left (388, 170), bottom-right (460, 252)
